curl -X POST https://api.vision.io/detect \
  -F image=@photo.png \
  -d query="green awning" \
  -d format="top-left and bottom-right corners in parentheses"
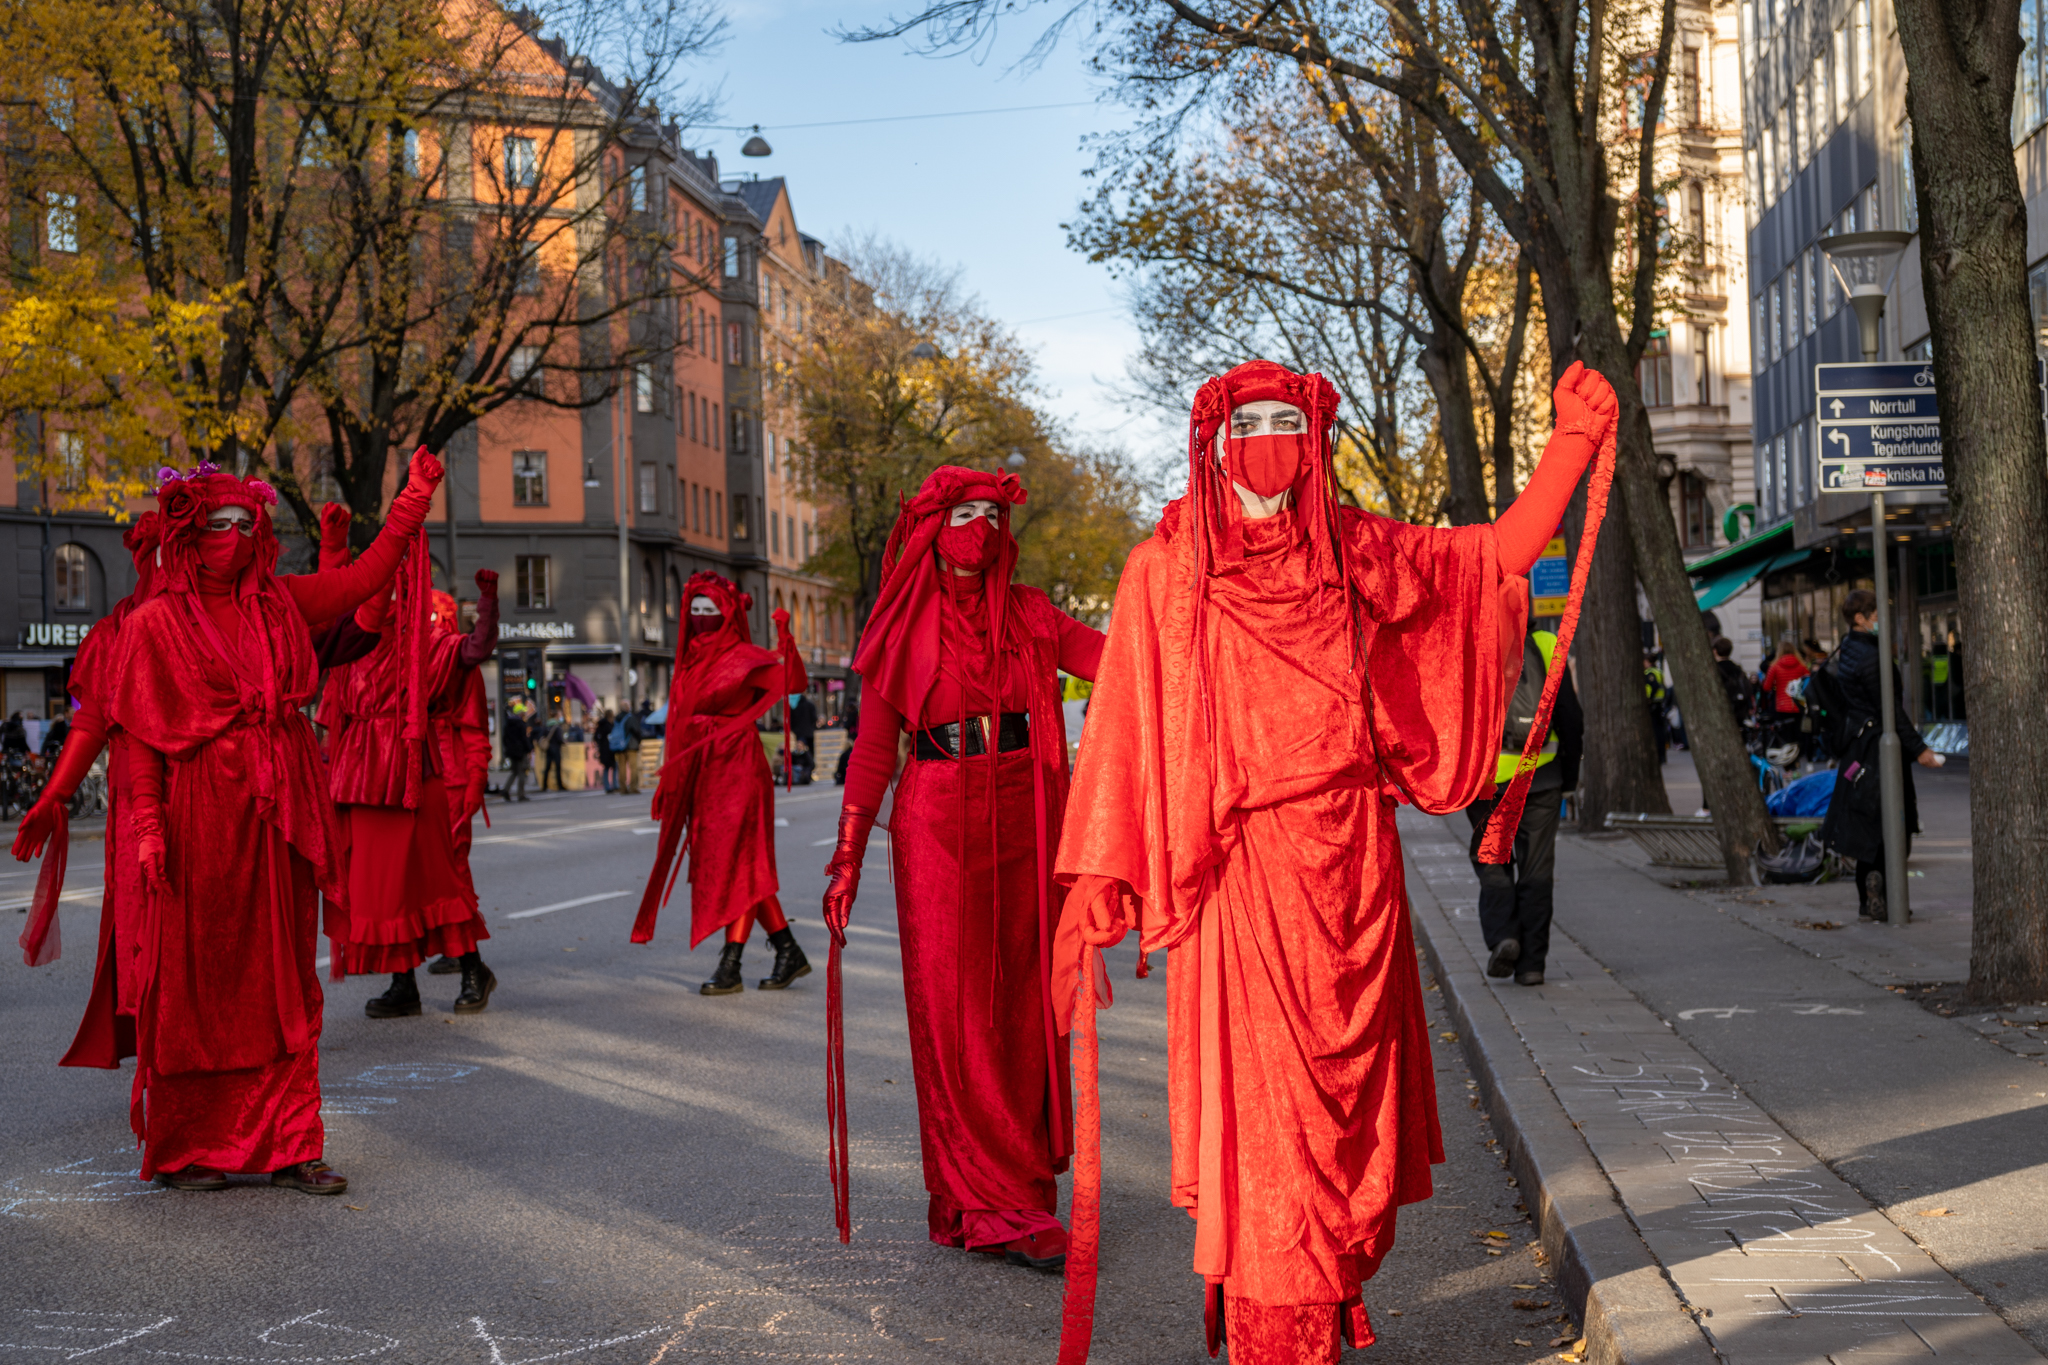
top-left (1694, 548), bottom-right (1810, 611)
top-left (1685, 519), bottom-right (1794, 578)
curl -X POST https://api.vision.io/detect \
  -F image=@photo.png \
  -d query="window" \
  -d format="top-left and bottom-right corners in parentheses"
top-left (726, 321), bottom-right (742, 365)
top-left (402, 127), bottom-right (421, 176)
top-left (512, 450), bottom-right (548, 506)
top-left (635, 364), bottom-right (655, 413)
top-left (723, 235), bottom-right (739, 278)
top-left (732, 493), bottom-right (749, 540)
top-left (505, 136), bottom-right (539, 190)
top-left (45, 193), bottom-right (77, 253)
top-left (1805, 246), bottom-right (1820, 335)
top-left (689, 482), bottom-right (700, 532)
top-left (1776, 434), bottom-right (1789, 517)
top-left (766, 430), bottom-right (776, 473)
top-left (712, 402), bottom-right (721, 451)
top-left (1769, 280), bottom-right (1782, 362)
top-left (515, 555), bottom-right (551, 610)
top-left (637, 461), bottom-right (658, 514)
top-left (45, 77), bottom-right (72, 133)
top-left (1687, 183), bottom-right (1706, 266)
top-left (2029, 259), bottom-right (2048, 357)
top-left (1855, 0), bottom-right (1874, 99)
top-left (788, 515), bottom-right (799, 560)
top-left (715, 490), bottom-right (724, 536)
top-left (667, 569), bottom-right (682, 620)
top-left (1694, 326), bottom-right (1712, 405)
top-left (515, 252), bottom-right (540, 296)
top-left (628, 164), bottom-right (648, 213)
top-left (1897, 125), bottom-right (1919, 234)
top-left (803, 520), bottom-right (813, 560)
top-left (1833, 21), bottom-right (1852, 125)
top-left (54, 430), bottom-right (85, 491)
top-left (1680, 474), bottom-right (1710, 550)
top-left (509, 345), bottom-right (541, 382)
top-left (52, 544), bottom-right (87, 610)
top-left (1795, 76), bottom-right (1811, 164)
top-left (770, 508), bottom-right (781, 554)
top-left (729, 406), bottom-right (748, 454)
top-left (1638, 331), bottom-right (1673, 407)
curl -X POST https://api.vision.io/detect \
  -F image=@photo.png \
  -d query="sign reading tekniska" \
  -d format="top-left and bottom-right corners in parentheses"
top-left (1814, 362), bottom-right (1945, 493)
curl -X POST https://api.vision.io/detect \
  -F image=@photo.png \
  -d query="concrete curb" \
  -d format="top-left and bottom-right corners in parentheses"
top-left (1404, 841), bottom-right (1721, 1365)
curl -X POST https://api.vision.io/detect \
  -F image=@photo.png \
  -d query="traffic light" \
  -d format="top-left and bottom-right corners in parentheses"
top-left (546, 679), bottom-right (566, 708)
top-left (525, 675), bottom-right (538, 692)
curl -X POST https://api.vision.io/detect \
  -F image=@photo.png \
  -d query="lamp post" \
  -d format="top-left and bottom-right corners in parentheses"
top-left (1820, 229), bottom-right (1914, 925)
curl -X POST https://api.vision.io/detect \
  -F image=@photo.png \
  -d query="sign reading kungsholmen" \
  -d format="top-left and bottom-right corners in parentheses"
top-left (1814, 362), bottom-right (1946, 492)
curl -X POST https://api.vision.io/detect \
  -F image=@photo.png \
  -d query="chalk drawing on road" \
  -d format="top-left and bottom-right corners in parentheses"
top-left (1675, 1004), bottom-right (1864, 1020)
top-left (1677, 1007), bottom-right (1758, 1020)
top-left (0, 1152), bottom-right (163, 1219)
top-left (466, 1318), bottom-right (666, 1365)
top-left (0, 1309), bottom-right (399, 1361)
top-left (321, 1063), bottom-right (479, 1117)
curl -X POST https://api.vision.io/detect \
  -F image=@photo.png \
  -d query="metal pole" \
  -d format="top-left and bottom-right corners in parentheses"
top-left (445, 441), bottom-right (459, 595)
top-left (1870, 490), bottom-right (1910, 924)
top-left (618, 390), bottom-right (632, 709)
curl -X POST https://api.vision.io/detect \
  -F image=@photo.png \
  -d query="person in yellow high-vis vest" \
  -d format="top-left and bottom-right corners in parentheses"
top-left (1464, 629), bottom-right (1583, 986)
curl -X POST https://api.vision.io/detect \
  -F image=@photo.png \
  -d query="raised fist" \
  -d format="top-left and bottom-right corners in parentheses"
top-left (12, 793), bottom-right (62, 861)
top-left (771, 608), bottom-right (790, 626)
top-left (319, 501), bottom-right (351, 543)
top-left (407, 445), bottom-right (446, 488)
top-left (1552, 361), bottom-right (1619, 447)
top-left (475, 568), bottom-right (499, 597)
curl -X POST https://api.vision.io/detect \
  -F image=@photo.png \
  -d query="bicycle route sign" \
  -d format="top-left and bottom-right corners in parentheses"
top-left (1813, 362), bottom-right (1945, 492)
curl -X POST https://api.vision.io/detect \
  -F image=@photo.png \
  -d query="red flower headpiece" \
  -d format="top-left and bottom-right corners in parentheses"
top-left (152, 464), bottom-right (283, 587)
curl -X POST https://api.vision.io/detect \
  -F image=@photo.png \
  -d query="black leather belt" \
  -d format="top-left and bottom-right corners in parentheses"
top-left (913, 712), bottom-right (1030, 760)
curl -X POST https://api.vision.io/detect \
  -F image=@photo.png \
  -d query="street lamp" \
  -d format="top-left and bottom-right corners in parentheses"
top-left (1820, 227), bottom-right (1916, 924)
top-left (909, 341), bottom-right (940, 361)
top-left (1820, 230), bottom-right (1913, 364)
top-left (1005, 448), bottom-right (1026, 470)
top-left (740, 126), bottom-right (773, 157)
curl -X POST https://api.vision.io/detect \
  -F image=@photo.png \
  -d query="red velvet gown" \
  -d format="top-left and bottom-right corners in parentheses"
top-left (842, 582), bottom-right (1104, 1248)
top-left (634, 620), bottom-right (805, 947)
top-left (1055, 506), bottom-right (1525, 1351)
top-left (433, 668), bottom-right (493, 898)
top-left (107, 541), bottom-right (422, 1179)
top-left (323, 628), bottom-right (486, 973)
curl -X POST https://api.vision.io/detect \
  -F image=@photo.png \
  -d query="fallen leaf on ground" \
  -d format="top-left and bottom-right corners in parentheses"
top-left (1549, 1337), bottom-right (1575, 1348)
top-left (344, 1204), bottom-right (365, 1211)
top-left (1513, 1341), bottom-right (1533, 1348)
top-left (1512, 1283), bottom-right (1539, 1290)
top-left (1917, 1207), bottom-right (1954, 1217)
top-left (1440, 1031), bottom-right (1459, 1042)
top-left (1794, 919), bottom-right (1841, 931)
top-left (1512, 1299), bottom-right (1552, 1311)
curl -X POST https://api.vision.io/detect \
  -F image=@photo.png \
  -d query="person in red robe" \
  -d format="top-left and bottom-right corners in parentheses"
top-left (106, 449), bottom-right (447, 1196)
top-left (633, 572), bottom-right (808, 994)
top-left (422, 584), bottom-right (501, 979)
top-left (821, 465), bottom-right (1106, 1268)
top-left (322, 568), bottom-right (501, 1016)
top-left (1050, 360), bottom-right (1616, 1361)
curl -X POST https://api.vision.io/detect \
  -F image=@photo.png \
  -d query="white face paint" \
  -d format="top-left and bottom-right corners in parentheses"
top-left (948, 499), bottom-right (999, 526)
top-left (688, 595), bottom-right (721, 617)
top-left (205, 504), bottom-right (255, 533)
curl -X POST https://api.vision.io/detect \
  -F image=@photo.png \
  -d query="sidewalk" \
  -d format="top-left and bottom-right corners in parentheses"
top-left (1403, 797), bottom-right (2048, 1364)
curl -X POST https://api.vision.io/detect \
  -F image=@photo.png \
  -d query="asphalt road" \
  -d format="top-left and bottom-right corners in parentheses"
top-left (1, 784), bottom-right (1576, 1363)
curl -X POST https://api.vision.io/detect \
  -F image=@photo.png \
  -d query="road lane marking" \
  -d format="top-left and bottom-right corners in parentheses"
top-left (507, 890), bottom-right (632, 919)
top-left (0, 886), bottom-right (102, 912)
top-left (472, 817), bottom-right (649, 846)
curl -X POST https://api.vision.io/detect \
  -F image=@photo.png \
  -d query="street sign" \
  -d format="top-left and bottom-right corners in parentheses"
top-left (1531, 536), bottom-right (1569, 615)
top-left (1814, 362), bottom-right (1945, 493)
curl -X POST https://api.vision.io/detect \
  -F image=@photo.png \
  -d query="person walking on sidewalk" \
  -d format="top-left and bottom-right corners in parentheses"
top-left (540, 712), bottom-right (566, 791)
top-left (593, 707), bottom-right (616, 792)
top-left (631, 573), bottom-right (809, 994)
top-left (1465, 629), bottom-right (1583, 988)
top-left (1050, 359), bottom-right (1616, 1362)
top-left (1818, 590), bottom-right (1944, 919)
top-left (786, 689), bottom-right (816, 786)
top-left (501, 704), bottom-right (534, 802)
top-left (618, 701), bottom-right (647, 795)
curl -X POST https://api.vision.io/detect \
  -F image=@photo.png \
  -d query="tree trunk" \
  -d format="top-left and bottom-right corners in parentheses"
top-left (1417, 322), bottom-right (1491, 525)
top-left (1492, 255), bottom-right (1535, 515)
top-left (1893, 0), bottom-right (2048, 1001)
top-left (1572, 471), bottom-right (1668, 829)
top-left (1580, 314), bottom-right (1780, 878)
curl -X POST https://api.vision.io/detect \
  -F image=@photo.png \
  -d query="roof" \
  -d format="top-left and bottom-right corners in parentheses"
top-left (734, 177), bottom-right (787, 224)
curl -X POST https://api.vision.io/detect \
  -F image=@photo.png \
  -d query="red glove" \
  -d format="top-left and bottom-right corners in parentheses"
top-left (382, 447), bottom-right (445, 539)
top-left (137, 831), bottom-right (167, 893)
top-left (13, 793), bottom-right (65, 862)
top-left (475, 568), bottom-right (499, 596)
top-left (319, 502), bottom-right (353, 571)
top-left (1550, 360), bottom-right (1618, 448)
top-left (12, 724), bottom-right (103, 860)
top-left (822, 803), bottom-right (878, 947)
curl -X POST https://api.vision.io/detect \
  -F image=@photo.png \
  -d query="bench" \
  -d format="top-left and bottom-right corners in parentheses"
top-left (1602, 812), bottom-right (1819, 869)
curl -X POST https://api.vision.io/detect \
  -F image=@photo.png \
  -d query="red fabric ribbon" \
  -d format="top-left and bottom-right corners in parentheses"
top-left (1056, 943), bottom-right (1103, 1363)
top-left (1478, 424), bottom-right (1617, 863)
top-left (827, 932), bottom-right (851, 1243)
top-left (18, 804), bottom-right (67, 966)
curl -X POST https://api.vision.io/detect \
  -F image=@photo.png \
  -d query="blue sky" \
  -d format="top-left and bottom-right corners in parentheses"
top-left (682, 0), bottom-right (1178, 464)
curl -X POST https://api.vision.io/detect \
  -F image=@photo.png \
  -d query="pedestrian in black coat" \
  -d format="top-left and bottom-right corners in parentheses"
top-left (1818, 590), bottom-right (1944, 918)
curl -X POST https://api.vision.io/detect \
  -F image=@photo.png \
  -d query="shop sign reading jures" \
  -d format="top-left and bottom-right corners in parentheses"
top-left (19, 621), bottom-right (96, 648)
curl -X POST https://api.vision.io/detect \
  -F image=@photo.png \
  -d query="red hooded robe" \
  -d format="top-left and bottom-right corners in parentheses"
top-left (1049, 359), bottom-right (1607, 1362)
top-left (836, 465), bottom-right (1106, 1251)
top-left (633, 572), bottom-right (805, 948)
top-left (105, 458), bottom-right (441, 1179)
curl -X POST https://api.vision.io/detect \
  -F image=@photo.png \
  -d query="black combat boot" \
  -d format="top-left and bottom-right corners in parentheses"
top-left (453, 952), bottom-right (497, 1014)
top-left (701, 942), bottom-right (745, 996)
top-left (426, 954), bottom-right (460, 975)
top-left (757, 927), bottom-right (812, 990)
top-left (365, 970), bottom-right (421, 1019)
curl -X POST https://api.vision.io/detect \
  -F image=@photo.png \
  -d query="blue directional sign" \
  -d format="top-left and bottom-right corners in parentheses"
top-left (1814, 362), bottom-right (1945, 493)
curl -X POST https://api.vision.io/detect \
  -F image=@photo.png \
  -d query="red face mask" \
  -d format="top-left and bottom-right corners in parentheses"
top-left (197, 526), bottom-right (256, 579)
top-left (1222, 432), bottom-right (1309, 499)
top-left (686, 612), bottom-right (723, 638)
top-left (936, 516), bottom-right (1001, 574)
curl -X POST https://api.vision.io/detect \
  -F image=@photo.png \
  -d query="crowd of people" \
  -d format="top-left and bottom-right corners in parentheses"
top-left (13, 358), bottom-right (1630, 1365)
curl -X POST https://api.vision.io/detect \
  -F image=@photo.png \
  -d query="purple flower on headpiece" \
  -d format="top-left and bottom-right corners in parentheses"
top-left (156, 466), bottom-right (182, 485)
top-left (193, 461), bottom-right (220, 476)
top-left (246, 479), bottom-right (278, 506)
